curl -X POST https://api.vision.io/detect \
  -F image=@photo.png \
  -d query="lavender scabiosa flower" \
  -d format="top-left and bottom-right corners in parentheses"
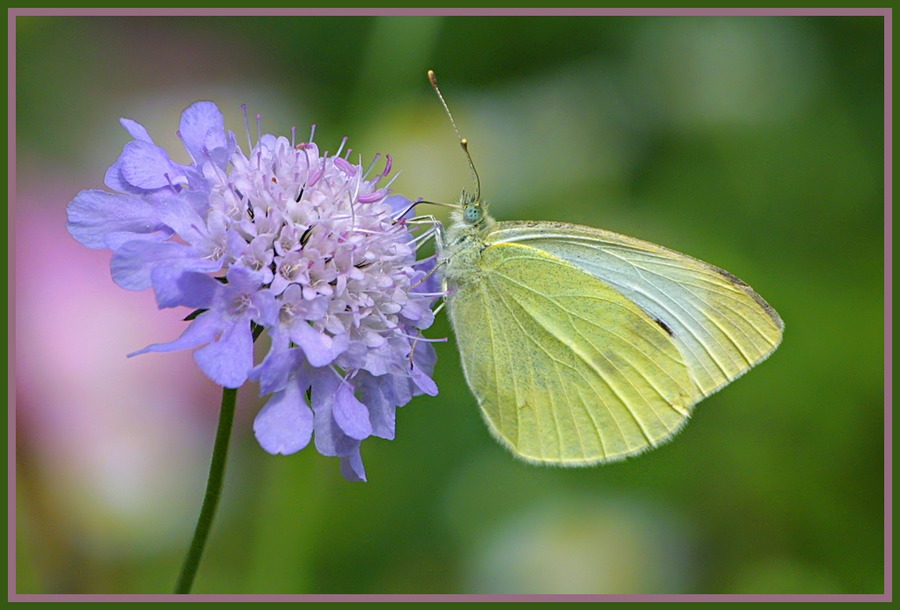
top-left (67, 101), bottom-right (443, 482)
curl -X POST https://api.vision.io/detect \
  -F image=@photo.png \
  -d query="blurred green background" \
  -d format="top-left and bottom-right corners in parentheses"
top-left (14, 15), bottom-right (884, 594)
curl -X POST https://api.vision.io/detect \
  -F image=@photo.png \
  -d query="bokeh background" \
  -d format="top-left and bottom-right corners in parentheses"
top-left (14, 14), bottom-right (885, 594)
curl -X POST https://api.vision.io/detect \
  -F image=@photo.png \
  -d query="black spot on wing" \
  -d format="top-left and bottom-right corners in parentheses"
top-left (654, 317), bottom-right (674, 336)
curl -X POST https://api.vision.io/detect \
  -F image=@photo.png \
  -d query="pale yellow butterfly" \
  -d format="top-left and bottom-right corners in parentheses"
top-left (429, 70), bottom-right (784, 465)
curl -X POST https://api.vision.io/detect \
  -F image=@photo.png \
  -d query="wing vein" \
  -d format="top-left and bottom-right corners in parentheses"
top-left (490, 280), bottom-right (570, 458)
top-left (490, 270), bottom-right (662, 450)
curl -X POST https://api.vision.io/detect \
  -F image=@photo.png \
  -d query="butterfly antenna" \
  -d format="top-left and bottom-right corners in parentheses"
top-left (428, 70), bottom-right (482, 203)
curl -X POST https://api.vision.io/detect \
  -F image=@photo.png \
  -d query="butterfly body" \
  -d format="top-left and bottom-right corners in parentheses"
top-left (438, 197), bottom-right (783, 465)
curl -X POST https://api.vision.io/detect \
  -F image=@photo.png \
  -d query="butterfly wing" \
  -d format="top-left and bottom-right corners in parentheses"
top-left (448, 241), bottom-right (699, 464)
top-left (485, 221), bottom-right (784, 399)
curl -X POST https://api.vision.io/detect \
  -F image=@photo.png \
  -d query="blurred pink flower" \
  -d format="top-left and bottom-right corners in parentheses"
top-left (15, 187), bottom-right (221, 556)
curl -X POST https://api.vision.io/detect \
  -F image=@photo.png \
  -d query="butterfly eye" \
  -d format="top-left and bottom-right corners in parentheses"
top-left (464, 202), bottom-right (483, 225)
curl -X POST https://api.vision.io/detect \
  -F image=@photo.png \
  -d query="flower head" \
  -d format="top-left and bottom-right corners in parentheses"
top-left (67, 101), bottom-right (443, 481)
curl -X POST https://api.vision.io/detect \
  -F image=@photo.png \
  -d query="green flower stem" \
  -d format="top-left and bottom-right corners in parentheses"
top-left (174, 386), bottom-right (238, 594)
